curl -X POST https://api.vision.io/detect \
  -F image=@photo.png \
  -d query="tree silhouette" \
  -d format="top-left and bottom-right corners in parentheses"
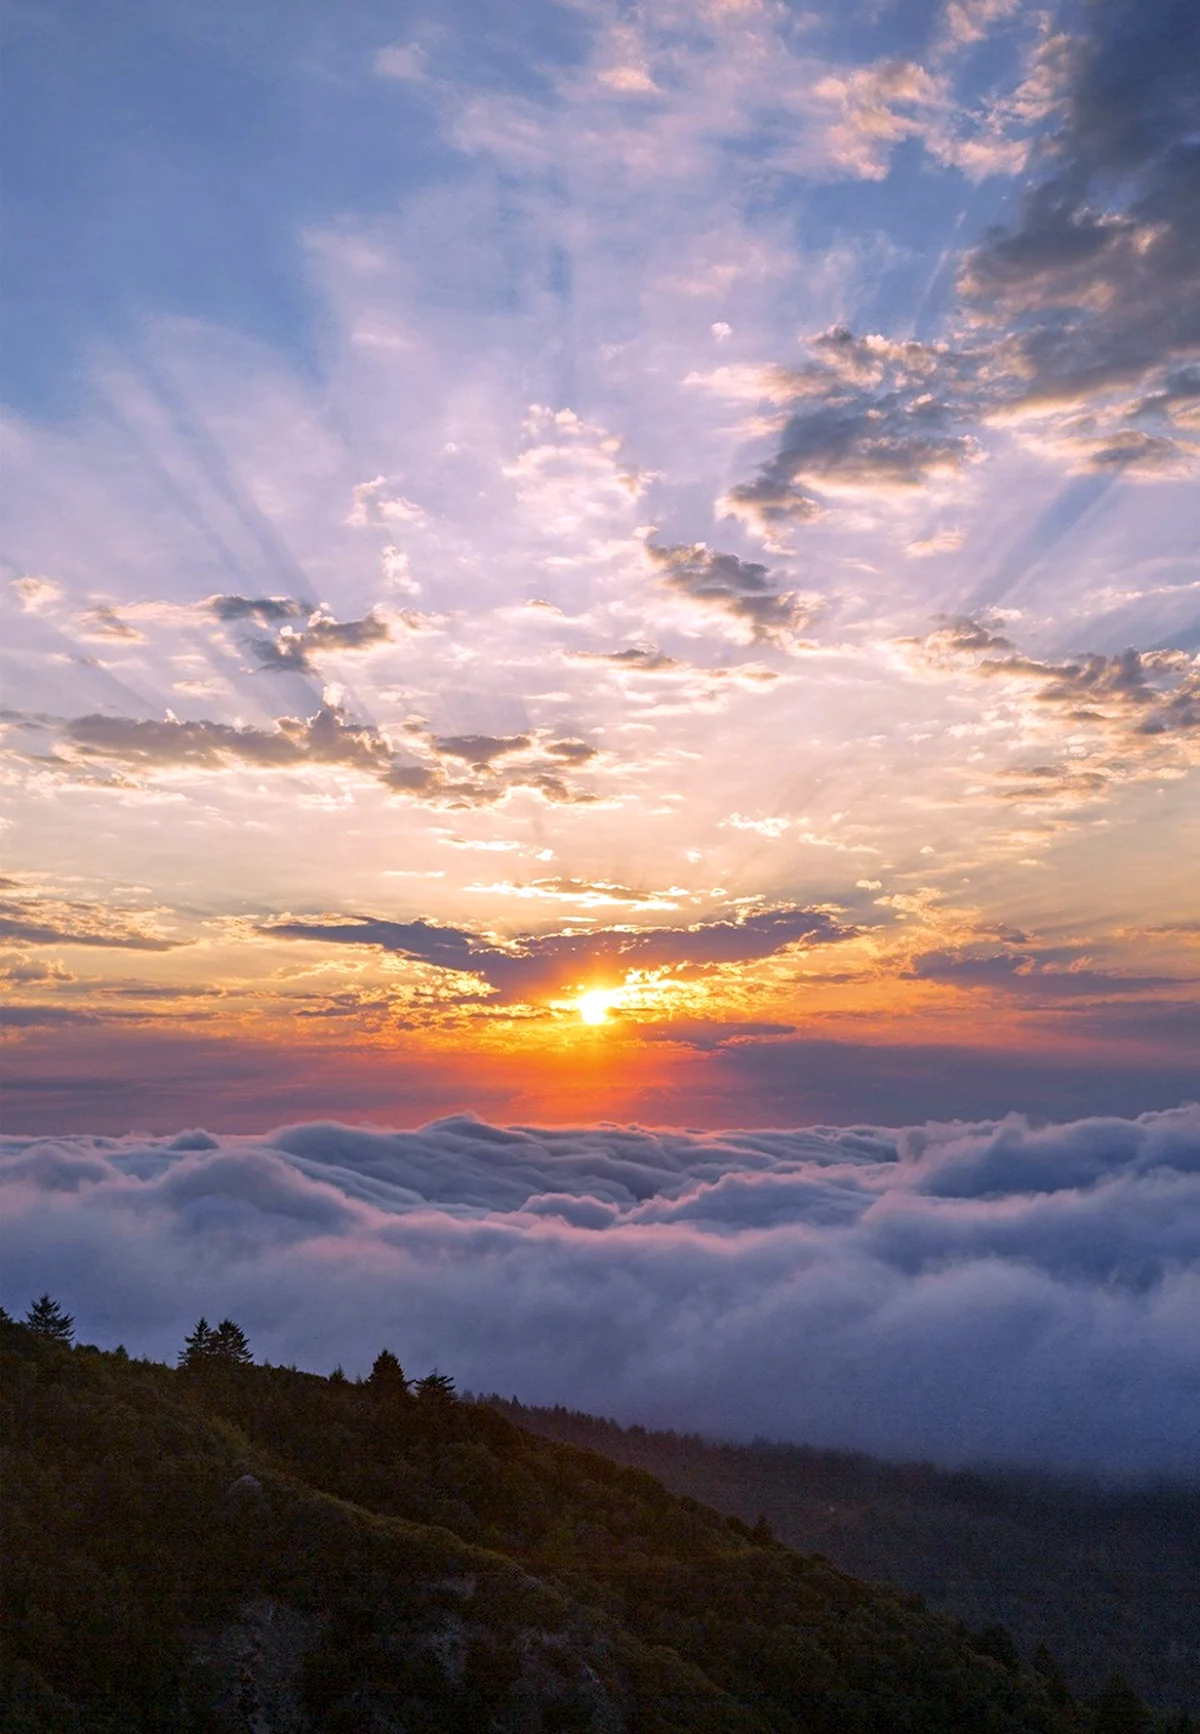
top-left (179, 1316), bottom-right (252, 1366)
top-left (368, 1349), bottom-right (409, 1392)
top-left (212, 1318), bottom-right (253, 1364)
top-left (23, 1293), bottom-right (74, 1343)
top-left (179, 1317), bottom-right (216, 1365)
top-left (415, 1370), bottom-right (456, 1403)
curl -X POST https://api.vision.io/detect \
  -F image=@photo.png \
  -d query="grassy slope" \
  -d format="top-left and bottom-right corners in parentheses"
top-left (1, 1321), bottom-right (1184, 1733)
top-left (486, 1400), bottom-right (1200, 1714)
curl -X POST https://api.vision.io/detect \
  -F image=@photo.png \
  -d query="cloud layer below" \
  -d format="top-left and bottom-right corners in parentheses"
top-left (4, 1106), bottom-right (1197, 1478)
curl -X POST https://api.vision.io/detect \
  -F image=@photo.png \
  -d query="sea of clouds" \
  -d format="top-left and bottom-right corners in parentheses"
top-left (3, 1107), bottom-right (1198, 1477)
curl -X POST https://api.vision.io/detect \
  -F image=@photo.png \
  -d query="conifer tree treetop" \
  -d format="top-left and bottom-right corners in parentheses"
top-left (23, 1293), bottom-right (75, 1344)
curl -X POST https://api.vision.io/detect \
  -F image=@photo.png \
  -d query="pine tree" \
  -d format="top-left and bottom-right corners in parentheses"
top-left (415, 1370), bottom-right (456, 1403)
top-left (179, 1317), bottom-right (216, 1366)
top-left (368, 1349), bottom-right (409, 1391)
top-left (212, 1318), bottom-right (253, 1365)
top-left (24, 1294), bottom-right (75, 1343)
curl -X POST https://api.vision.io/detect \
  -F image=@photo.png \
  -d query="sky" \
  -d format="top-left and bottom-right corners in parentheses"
top-left (2, 0), bottom-right (1197, 1469)
top-left (0, 0), bottom-right (1196, 1136)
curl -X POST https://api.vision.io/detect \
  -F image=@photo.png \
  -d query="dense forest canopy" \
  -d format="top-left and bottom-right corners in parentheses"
top-left (2, 1304), bottom-right (1194, 1733)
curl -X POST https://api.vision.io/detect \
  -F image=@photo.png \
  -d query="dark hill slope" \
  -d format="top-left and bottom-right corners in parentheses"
top-left (484, 1400), bottom-right (1200, 1714)
top-left (0, 1323), bottom-right (1184, 1734)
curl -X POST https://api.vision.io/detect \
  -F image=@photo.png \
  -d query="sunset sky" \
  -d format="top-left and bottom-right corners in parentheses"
top-left (3, 0), bottom-right (1197, 1133)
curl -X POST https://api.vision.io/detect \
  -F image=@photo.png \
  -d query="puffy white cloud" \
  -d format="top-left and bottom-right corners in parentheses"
top-left (3, 1107), bottom-right (1197, 1476)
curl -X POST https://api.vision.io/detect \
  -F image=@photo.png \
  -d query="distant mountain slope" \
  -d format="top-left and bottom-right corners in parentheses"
top-left (1, 1318), bottom-right (1190, 1732)
top-left (484, 1399), bottom-right (1200, 1714)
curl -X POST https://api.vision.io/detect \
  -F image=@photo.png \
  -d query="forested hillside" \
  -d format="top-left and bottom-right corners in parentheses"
top-left (1, 1313), bottom-right (1191, 1733)
top-left (486, 1401), bottom-right (1200, 1714)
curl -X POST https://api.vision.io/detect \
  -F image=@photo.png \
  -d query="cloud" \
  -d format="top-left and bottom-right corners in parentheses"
top-left (718, 329), bottom-right (983, 543)
top-left (208, 595), bottom-right (309, 623)
top-left (345, 476), bottom-right (427, 528)
top-left (10, 576), bottom-right (62, 612)
top-left (62, 705), bottom-right (394, 775)
top-left (78, 605), bottom-right (144, 642)
top-left (262, 903), bottom-right (849, 1002)
top-left (639, 1018), bottom-right (798, 1050)
top-left (907, 949), bottom-right (1178, 998)
top-left (973, 644), bottom-right (1200, 755)
top-left (815, 59), bottom-right (951, 182)
top-left (433, 733), bottom-right (534, 768)
top-left (0, 1005), bottom-right (98, 1027)
top-left (10, 704), bottom-right (601, 810)
top-left (0, 952), bottom-right (74, 985)
top-left (906, 528), bottom-right (966, 557)
top-left (568, 646), bottom-right (681, 673)
top-left (0, 897), bottom-right (183, 951)
top-left (958, 0), bottom-right (1200, 423)
top-left (467, 878), bottom-right (687, 912)
top-left (646, 542), bottom-right (820, 642)
top-left (2, 1106), bottom-right (1197, 1475)
top-left (725, 5), bottom-right (1200, 522)
top-left (249, 609), bottom-right (393, 674)
top-left (910, 622), bottom-right (1200, 804)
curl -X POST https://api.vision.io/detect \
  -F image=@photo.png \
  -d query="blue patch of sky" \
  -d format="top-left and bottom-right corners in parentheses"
top-left (794, 0), bottom-right (944, 65)
top-left (1, 0), bottom-right (589, 419)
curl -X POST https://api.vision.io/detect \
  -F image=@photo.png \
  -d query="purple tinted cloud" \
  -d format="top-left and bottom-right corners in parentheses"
top-left (3, 1107), bottom-right (1197, 1477)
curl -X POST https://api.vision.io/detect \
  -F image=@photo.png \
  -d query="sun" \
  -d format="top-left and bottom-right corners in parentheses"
top-left (578, 990), bottom-right (616, 1026)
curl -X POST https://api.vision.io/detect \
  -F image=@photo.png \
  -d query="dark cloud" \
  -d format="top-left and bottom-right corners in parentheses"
top-left (646, 543), bottom-right (820, 641)
top-left (208, 595), bottom-right (309, 623)
top-left (920, 615), bottom-right (1015, 656)
top-left (1037, 998), bottom-right (1200, 1044)
top-left (0, 1003), bottom-right (195, 1028)
top-left (250, 609), bottom-right (392, 673)
top-left (433, 733), bottom-right (533, 767)
top-left (263, 916), bottom-right (485, 974)
top-left (569, 646), bottom-right (681, 672)
top-left (0, 898), bottom-right (183, 951)
top-left (262, 904), bottom-right (850, 1001)
top-left (542, 738), bottom-right (598, 764)
top-left (64, 705), bottom-right (393, 774)
top-left (481, 906), bottom-right (847, 1002)
top-left (18, 705), bottom-right (600, 810)
top-left (959, 0), bottom-right (1200, 418)
top-left (908, 949), bottom-right (1177, 997)
top-left (719, 474), bottom-right (826, 538)
top-left (914, 624), bottom-right (1200, 803)
top-left (639, 1019), bottom-right (798, 1050)
top-left (976, 645), bottom-right (1200, 741)
top-left (2, 1107), bottom-right (1197, 1474)
top-left (720, 331), bottom-right (982, 539)
top-left (0, 1005), bottom-right (98, 1027)
top-left (727, 4), bottom-right (1200, 536)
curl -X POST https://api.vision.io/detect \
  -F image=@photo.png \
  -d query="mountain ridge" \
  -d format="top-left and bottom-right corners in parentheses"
top-left (481, 1397), bottom-right (1200, 1713)
top-left (2, 1315), bottom-right (1191, 1732)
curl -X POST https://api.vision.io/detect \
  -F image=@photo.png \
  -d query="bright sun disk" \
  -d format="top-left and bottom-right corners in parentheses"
top-left (579, 990), bottom-right (615, 1025)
